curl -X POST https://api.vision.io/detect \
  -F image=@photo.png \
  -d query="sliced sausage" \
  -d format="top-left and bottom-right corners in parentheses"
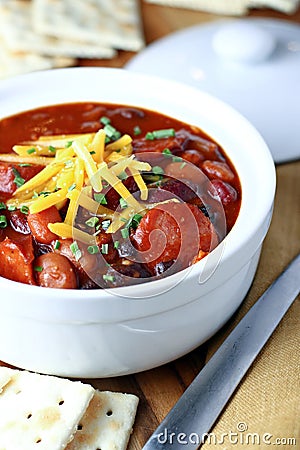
top-left (28, 206), bottom-right (62, 244)
top-left (0, 232), bottom-right (35, 284)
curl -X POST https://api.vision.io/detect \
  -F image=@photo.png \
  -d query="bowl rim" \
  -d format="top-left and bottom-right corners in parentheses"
top-left (0, 67), bottom-right (276, 305)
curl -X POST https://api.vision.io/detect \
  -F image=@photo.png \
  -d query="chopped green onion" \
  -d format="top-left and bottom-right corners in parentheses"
top-left (103, 124), bottom-right (121, 141)
top-left (18, 163), bottom-right (32, 167)
top-left (20, 205), bottom-right (29, 214)
top-left (133, 125), bottom-right (141, 136)
top-left (54, 240), bottom-right (61, 250)
top-left (180, 162), bottom-right (187, 169)
top-left (85, 216), bottom-right (100, 228)
top-left (145, 132), bottom-right (154, 140)
top-left (105, 136), bottom-right (111, 144)
top-left (172, 155), bottom-right (182, 163)
top-left (12, 168), bottom-right (25, 188)
top-left (121, 228), bottom-right (129, 239)
top-left (0, 215), bottom-right (7, 228)
top-left (70, 241), bottom-right (82, 261)
top-left (152, 166), bottom-right (165, 175)
top-left (101, 243), bottom-right (109, 254)
top-left (48, 145), bottom-right (56, 153)
top-left (162, 148), bottom-right (172, 156)
top-left (118, 171), bottom-right (128, 181)
top-left (65, 141), bottom-right (73, 148)
top-left (7, 205), bottom-right (16, 211)
top-left (131, 213), bottom-right (143, 228)
top-left (89, 151), bottom-right (96, 155)
top-left (87, 245), bottom-right (99, 255)
top-left (101, 219), bottom-right (111, 231)
top-left (26, 148), bottom-right (36, 155)
top-left (114, 240), bottom-right (120, 249)
top-left (34, 266), bottom-right (43, 272)
top-left (119, 198), bottom-right (128, 209)
top-left (32, 192), bottom-right (39, 199)
top-left (103, 274), bottom-right (115, 282)
top-left (100, 116), bottom-right (111, 125)
top-left (146, 128), bottom-right (175, 140)
top-left (94, 193), bottom-right (107, 205)
top-left (0, 202), bottom-right (6, 210)
top-left (68, 183), bottom-right (76, 192)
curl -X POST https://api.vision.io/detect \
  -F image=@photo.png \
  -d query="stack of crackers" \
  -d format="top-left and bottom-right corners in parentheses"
top-left (145, 0), bottom-right (300, 15)
top-left (0, 0), bottom-right (144, 79)
top-left (0, 366), bottom-right (139, 450)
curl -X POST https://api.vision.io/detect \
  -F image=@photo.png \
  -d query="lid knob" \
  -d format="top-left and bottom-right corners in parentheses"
top-left (212, 21), bottom-right (276, 64)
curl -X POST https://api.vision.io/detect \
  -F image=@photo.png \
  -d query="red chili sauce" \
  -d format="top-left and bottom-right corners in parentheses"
top-left (0, 103), bottom-right (241, 289)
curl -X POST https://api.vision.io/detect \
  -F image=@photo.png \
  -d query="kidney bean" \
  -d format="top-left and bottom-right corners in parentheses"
top-left (211, 179), bottom-right (238, 205)
top-left (202, 160), bottom-right (235, 182)
top-left (34, 253), bottom-right (77, 289)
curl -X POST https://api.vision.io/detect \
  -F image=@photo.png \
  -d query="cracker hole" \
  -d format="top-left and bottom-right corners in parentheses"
top-left (35, 439), bottom-right (42, 444)
top-left (106, 410), bottom-right (113, 417)
top-left (58, 400), bottom-right (65, 406)
top-left (77, 424), bottom-right (83, 431)
top-left (27, 413), bottom-right (32, 419)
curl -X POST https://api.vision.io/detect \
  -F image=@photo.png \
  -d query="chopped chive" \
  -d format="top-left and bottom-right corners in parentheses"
top-left (89, 150), bottom-right (96, 155)
top-left (18, 163), bottom-right (32, 167)
top-left (145, 132), bottom-right (154, 140)
top-left (172, 155), bottom-right (182, 163)
top-left (103, 274), bottom-right (115, 282)
top-left (32, 191), bottom-right (39, 199)
top-left (152, 166), bottom-right (164, 175)
top-left (12, 168), bottom-right (25, 188)
top-left (34, 266), bottom-right (43, 272)
top-left (7, 205), bottom-right (16, 211)
top-left (180, 162), bottom-right (187, 169)
top-left (101, 219), bottom-right (111, 231)
top-left (100, 116), bottom-right (111, 125)
top-left (112, 131), bottom-right (121, 140)
top-left (162, 148), bottom-right (172, 156)
top-left (133, 125), bottom-right (141, 136)
top-left (0, 215), bottom-right (7, 228)
top-left (101, 243), bottom-right (109, 255)
top-left (94, 193), bottom-right (107, 205)
top-left (105, 136), bottom-right (111, 144)
top-left (146, 129), bottom-right (175, 140)
top-left (65, 141), bottom-right (73, 148)
top-left (54, 240), bottom-right (61, 250)
top-left (70, 241), bottom-right (82, 261)
top-left (20, 205), bottom-right (29, 214)
top-left (118, 171), bottom-right (128, 181)
top-left (131, 213), bottom-right (143, 228)
top-left (114, 240), bottom-right (120, 249)
top-left (103, 124), bottom-right (117, 138)
top-left (85, 217), bottom-right (100, 228)
top-left (26, 148), bottom-right (36, 155)
top-left (121, 228), bottom-right (129, 239)
top-left (0, 202), bottom-right (6, 210)
top-left (119, 198), bottom-right (128, 209)
top-left (87, 245), bottom-right (99, 255)
top-left (68, 183), bottom-right (76, 192)
top-left (48, 145), bottom-right (56, 153)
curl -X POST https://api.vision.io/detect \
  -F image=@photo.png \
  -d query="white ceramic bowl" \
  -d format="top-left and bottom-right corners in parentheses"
top-left (0, 68), bottom-right (276, 378)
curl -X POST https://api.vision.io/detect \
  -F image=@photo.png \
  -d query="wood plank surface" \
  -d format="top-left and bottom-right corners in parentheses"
top-left (1, 2), bottom-right (300, 449)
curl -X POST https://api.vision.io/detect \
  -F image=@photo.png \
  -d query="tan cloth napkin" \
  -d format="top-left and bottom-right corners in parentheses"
top-left (202, 162), bottom-right (300, 449)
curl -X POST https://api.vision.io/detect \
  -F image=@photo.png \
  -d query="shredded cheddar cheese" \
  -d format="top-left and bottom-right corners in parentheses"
top-left (1, 126), bottom-right (156, 242)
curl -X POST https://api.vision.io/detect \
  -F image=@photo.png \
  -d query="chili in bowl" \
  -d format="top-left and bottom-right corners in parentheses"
top-left (0, 68), bottom-right (275, 377)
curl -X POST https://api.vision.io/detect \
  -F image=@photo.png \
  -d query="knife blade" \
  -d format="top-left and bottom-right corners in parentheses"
top-left (143, 253), bottom-right (300, 450)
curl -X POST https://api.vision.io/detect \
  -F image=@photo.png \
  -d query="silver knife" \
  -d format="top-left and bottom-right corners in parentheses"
top-left (143, 252), bottom-right (300, 449)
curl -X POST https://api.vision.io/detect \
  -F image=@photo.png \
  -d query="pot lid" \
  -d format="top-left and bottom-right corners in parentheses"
top-left (126, 18), bottom-right (300, 163)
